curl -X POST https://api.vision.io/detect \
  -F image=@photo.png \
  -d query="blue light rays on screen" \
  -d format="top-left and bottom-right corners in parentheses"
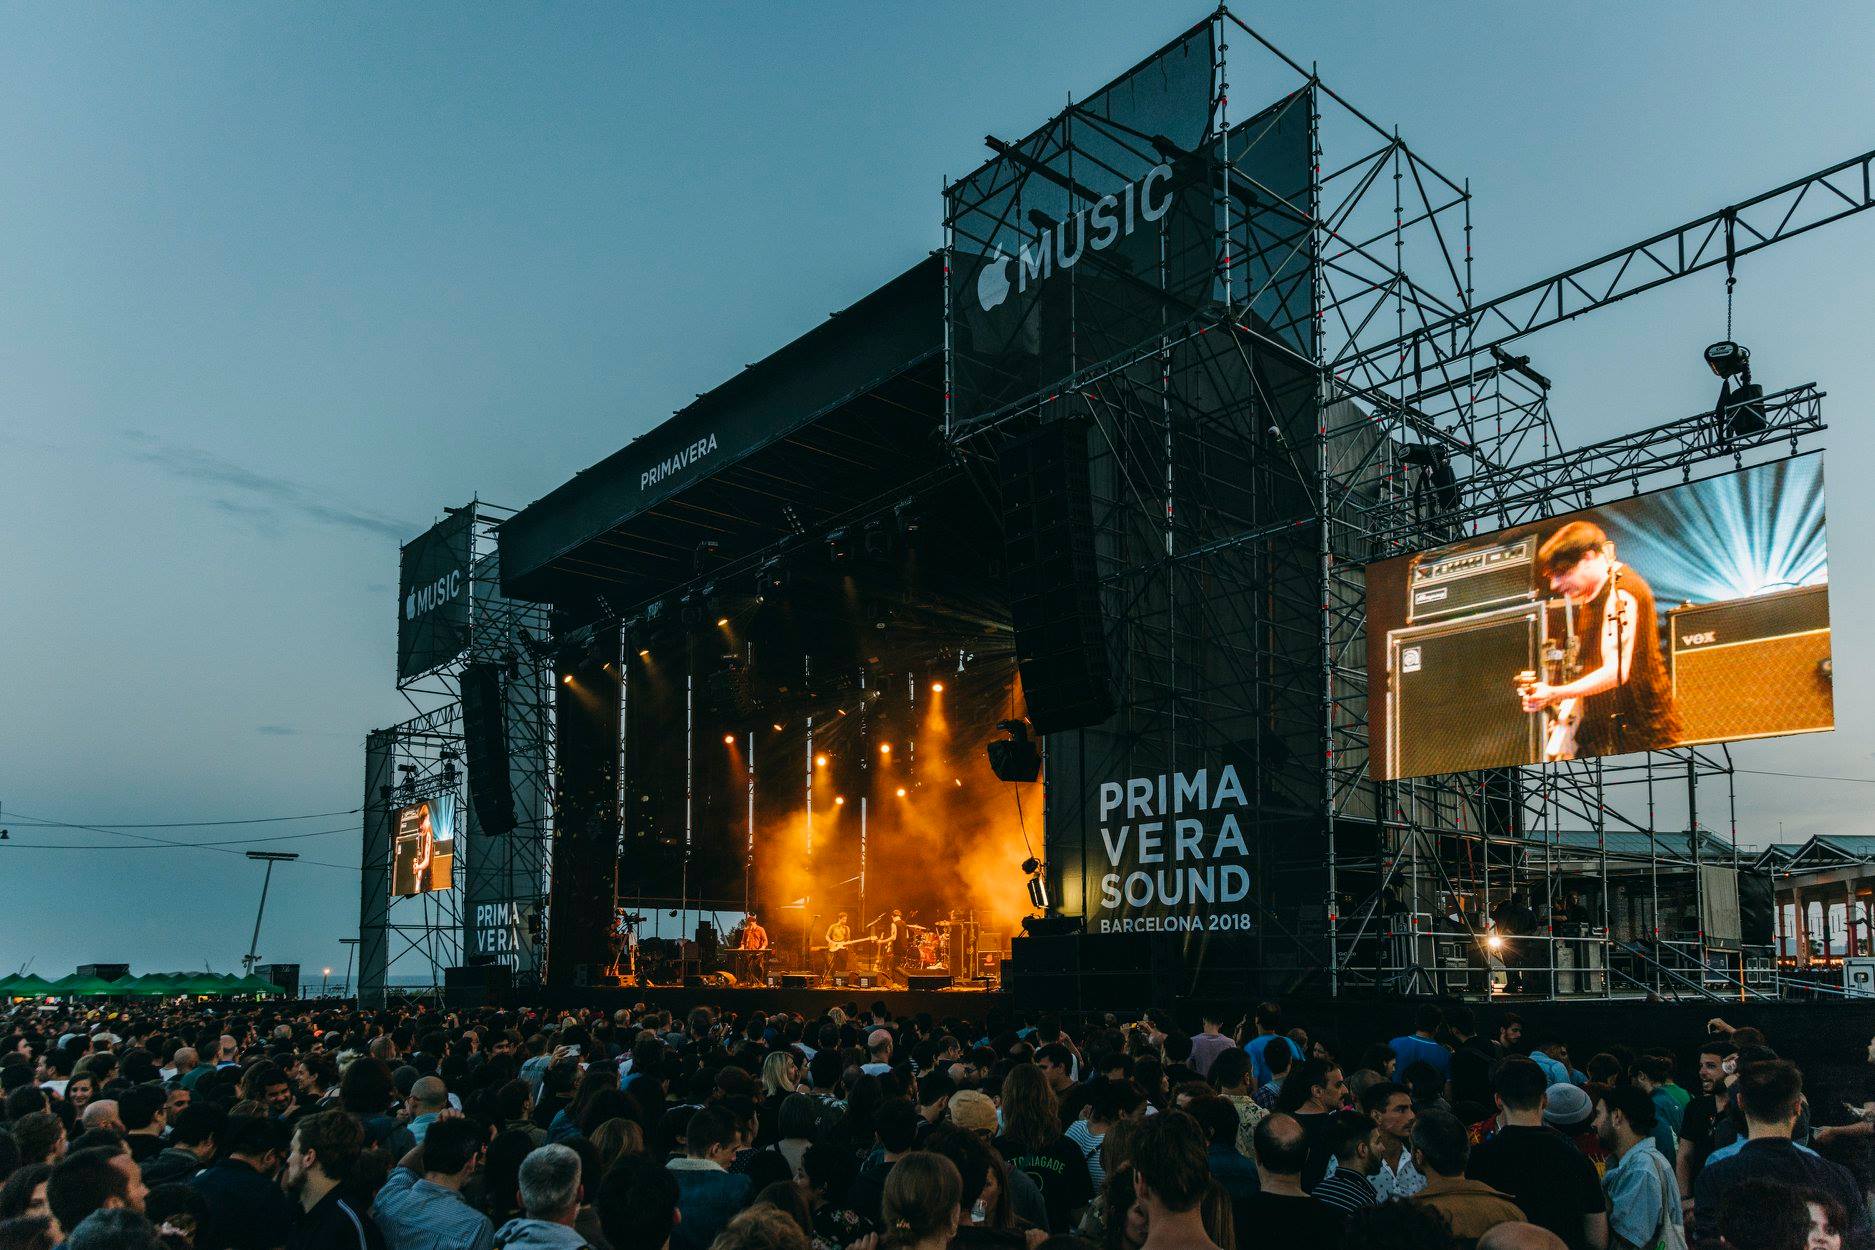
top-left (1604, 458), bottom-right (1827, 607)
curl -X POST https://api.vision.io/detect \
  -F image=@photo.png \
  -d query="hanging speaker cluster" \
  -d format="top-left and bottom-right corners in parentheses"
top-left (461, 662), bottom-right (516, 835)
top-left (996, 420), bottom-right (1114, 735)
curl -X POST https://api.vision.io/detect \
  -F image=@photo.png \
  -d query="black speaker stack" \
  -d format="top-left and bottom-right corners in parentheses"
top-left (461, 662), bottom-right (516, 835)
top-left (996, 421), bottom-right (1114, 734)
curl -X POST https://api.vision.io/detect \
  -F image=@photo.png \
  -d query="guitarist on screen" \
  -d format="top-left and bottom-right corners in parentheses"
top-left (1518, 520), bottom-right (1682, 758)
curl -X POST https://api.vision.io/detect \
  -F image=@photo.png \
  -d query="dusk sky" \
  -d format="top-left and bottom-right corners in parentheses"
top-left (3, 3), bottom-right (1873, 979)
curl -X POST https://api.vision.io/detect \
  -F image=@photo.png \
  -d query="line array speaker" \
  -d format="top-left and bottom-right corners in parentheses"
top-left (997, 421), bottom-right (1113, 734)
top-left (461, 662), bottom-right (517, 835)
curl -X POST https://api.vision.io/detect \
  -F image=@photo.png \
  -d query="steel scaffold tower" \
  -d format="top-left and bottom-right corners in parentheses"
top-left (945, 7), bottom-right (1871, 998)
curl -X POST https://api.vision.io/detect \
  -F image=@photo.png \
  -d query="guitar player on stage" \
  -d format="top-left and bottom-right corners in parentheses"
top-left (1517, 520), bottom-right (1683, 757)
top-left (824, 912), bottom-right (853, 978)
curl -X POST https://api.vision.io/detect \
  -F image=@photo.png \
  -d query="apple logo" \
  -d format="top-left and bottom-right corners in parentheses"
top-left (405, 592), bottom-right (416, 620)
top-left (975, 247), bottom-right (1012, 313)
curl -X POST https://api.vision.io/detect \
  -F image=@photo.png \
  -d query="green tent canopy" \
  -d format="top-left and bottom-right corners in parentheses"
top-left (2, 974), bottom-right (58, 997)
top-left (45, 973), bottom-right (124, 998)
top-left (227, 974), bottom-right (282, 996)
top-left (121, 974), bottom-right (180, 997)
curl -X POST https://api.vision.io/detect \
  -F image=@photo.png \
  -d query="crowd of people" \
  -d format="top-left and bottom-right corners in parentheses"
top-left (0, 996), bottom-right (1867, 1250)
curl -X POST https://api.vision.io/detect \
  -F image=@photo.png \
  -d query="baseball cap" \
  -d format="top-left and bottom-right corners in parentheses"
top-left (948, 1088), bottom-right (997, 1133)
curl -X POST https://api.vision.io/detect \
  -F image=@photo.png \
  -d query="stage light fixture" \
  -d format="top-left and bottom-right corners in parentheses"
top-left (987, 719), bottom-right (1042, 783)
top-left (693, 540), bottom-right (724, 576)
top-left (863, 519), bottom-right (892, 558)
top-left (825, 528), bottom-right (852, 563)
top-left (815, 754), bottom-right (829, 768)
top-left (895, 787), bottom-right (907, 798)
top-left (1706, 340), bottom-right (1766, 438)
top-left (639, 649), bottom-right (650, 658)
top-left (834, 796), bottom-right (846, 806)
top-left (715, 617), bottom-right (730, 627)
top-left (723, 734), bottom-right (735, 746)
top-left (930, 682), bottom-right (944, 693)
top-left (1401, 443), bottom-right (1461, 512)
top-left (772, 723), bottom-right (784, 732)
top-left (1026, 868), bottom-right (1051, 911)
top-left (879, 743), bottom-right (892, 756)
top-left (1021, 856), bottom-right (1041, 875)
top-left (561, 674), bottom-right (575, 686)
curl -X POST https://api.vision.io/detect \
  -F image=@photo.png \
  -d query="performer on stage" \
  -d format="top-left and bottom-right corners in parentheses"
top-left (739, 912), bottom-right (769, 950)
top-left (882, 909), bottom-right (906, 971)
top-left (825, 911), bottom-right (853, 978)
top-left (1518, 521), bottom-right (1683, 757)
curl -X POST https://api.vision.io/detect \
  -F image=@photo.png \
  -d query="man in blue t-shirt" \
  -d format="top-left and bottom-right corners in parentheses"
top-left (1388, 1005), bottom-right (1451, 1079)
top-left (1243, 1001), bottom-right (1305, 1087)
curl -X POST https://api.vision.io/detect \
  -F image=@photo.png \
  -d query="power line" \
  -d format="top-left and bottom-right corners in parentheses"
top-left (1733, 768), bottom-right (1875, 785)
top-left (1, 806), bottom-right (356, 871)
top-left (4, 826), bottom-right (353, 850)
top-left (6, 808), bottom-right (360, 829)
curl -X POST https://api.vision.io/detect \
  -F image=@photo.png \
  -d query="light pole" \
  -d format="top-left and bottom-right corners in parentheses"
top-left (242, 851), bottom-right (299, 974)
top-left (339, 938), bottom-right (359, 998)
top-left (321, 967), bottom-right (331, 997)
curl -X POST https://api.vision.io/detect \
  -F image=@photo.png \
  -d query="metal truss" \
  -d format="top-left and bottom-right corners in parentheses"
top-left (940, 7), bottom-right (1858, 1000)
top-left (358, 504), bottom-right (555, 1006)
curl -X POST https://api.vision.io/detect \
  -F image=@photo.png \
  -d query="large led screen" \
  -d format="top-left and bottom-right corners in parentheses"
top-left (1367, 457), bottom-right (1830, 781)
top-left (391, 794), bottom-right (456, 897)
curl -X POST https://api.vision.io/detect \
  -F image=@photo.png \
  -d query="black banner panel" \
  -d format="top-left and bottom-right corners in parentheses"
top-left (1367, 456), bottom-right (1831, 780)
top-left (397, 509), bottom-right (474, 680)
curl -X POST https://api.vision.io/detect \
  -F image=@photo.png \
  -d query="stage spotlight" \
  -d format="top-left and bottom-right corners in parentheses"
top-left (715, 617), bottom-right (730, 627)
top-left (1705, 340), bottom-right (1750, 380)
top-left (1401, 443), bottom-right (1461, 512)
top-left (895, 787), bottom-right (907, 798)
top-left (987, 720), bottom-right (1042, 783)
top-left (561, 674), bottom-right (575, 687)
top-left (834, 796), bottom-right (846, 806)
top-left (879, 743), bottom-right (892, 756)
top-left (772, 723), bottom-right (784, 732)
top-left (816, 754), bottom-right (829, 768)
top-left (894, 498), bottom-right (923, 546)
top-left (930, 682), bottom-right (944, 694)
top-left (863, 519), bottom-right (892, 558)
top-left (1027, 872), bottom-right (1051, 911)
top-left (638, 649), bottom-right (650, 658)
top-left (1485, 933), bottom-right (1506, 953)
top-left (723, 734), bottom-right (735, 746)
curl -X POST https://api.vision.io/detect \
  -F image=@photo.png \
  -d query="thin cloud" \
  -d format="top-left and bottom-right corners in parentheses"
top-left (124, 431), bottom-right (412, 539)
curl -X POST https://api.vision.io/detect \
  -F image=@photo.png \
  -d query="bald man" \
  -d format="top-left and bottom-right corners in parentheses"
top-left (81, 1099), bottom-right (126, 1137)
top-left (405, 1076), bottom-right (449, 1143)
top-left (1477, 1224), bottom-right (1569, 1250)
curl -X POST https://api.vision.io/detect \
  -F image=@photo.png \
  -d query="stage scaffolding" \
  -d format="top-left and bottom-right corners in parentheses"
top-left (945, 9), bottom-right (1856, 1000)
top-left (358, 504), bottom-right (555, 1007)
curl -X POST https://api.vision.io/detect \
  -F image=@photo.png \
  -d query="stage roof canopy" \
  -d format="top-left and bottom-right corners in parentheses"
top-left (500, 257), bottom-right (944, 608)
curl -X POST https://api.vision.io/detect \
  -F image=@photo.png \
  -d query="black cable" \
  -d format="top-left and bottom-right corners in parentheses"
top-left (7, 807), bottom-right (360, 829)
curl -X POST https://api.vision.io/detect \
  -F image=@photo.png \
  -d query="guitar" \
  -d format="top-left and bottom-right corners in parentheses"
top-left (1516, 602), bottom-right (1582, 762)
top-left (811, 935), bottom-right (882, 953)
